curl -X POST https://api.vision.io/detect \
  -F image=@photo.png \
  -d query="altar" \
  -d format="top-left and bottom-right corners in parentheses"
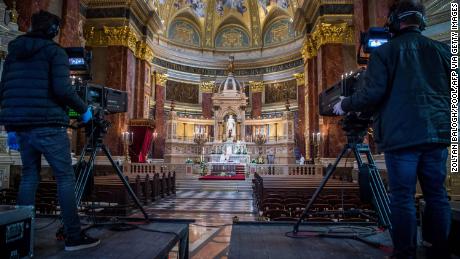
top-left (163, 57), bottom-right (297, 165)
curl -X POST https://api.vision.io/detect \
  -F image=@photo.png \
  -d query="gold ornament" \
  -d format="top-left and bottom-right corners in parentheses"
top-left (84, 25), bottom-right (154, 63)
top-left (200, 81), bottom-right (215, 93)
top-left (293, 73), bottom-right (305, 85)
top-left (302, 22), bottom-right (354, 61)
top-left (249, 81), bottom-right (264, 93)
top-left (155, 73), bottom-right (168, 86)
top-left (10, 1), bottom-right (18, 24)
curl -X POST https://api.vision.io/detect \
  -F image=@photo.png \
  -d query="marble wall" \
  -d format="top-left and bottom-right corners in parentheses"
top-left (102, 46), bottom-right (136, 155)
top-left (202, 92), bottom-right (213, 119)
top-left (153, 79), bottom-right (166, 159)
top-left (296, 84), bottom-right (305, 156)
top-left (251, 92), bottom-right (262, 118)
top-left (317, 44), bottom-right (348, 158)
top-left (59, 0), bottom-right (82, 47)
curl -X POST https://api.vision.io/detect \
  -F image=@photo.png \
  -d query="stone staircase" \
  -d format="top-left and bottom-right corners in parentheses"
top-left (176, 176), bottom-right (253, 191)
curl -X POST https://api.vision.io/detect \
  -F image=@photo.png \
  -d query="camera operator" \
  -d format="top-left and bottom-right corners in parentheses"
top-left (333, 1), bottom-right (451, 258)
top-left (0, 11), bottom-right (100, 251)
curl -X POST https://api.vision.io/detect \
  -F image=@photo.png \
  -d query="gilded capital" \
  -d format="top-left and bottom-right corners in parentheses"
top-left (302, 22), bottom-right (354, 61)
top-left (135, 42), bottom-right (154, 63)
top-left (84, 25), bottom-right (153, 63)
top-left (249, 81), bottom-right (264, 93)
top-left (200, 81), bottom-right (215, 93)
top-left (155, 73), bottom-right (168, 86)
top-left (293, 73), bottom-right (305, 85)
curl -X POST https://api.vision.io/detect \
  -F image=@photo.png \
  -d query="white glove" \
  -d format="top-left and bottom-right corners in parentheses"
top-left (333, 96), bottom-right (346, 115)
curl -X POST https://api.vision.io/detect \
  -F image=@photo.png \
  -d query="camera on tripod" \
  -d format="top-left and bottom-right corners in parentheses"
top-left (65, 47), bottom-right (128, 119)
top-left (318, 27), bottom-right (390, 118)
top-left (292, 27), bottom-right (392, 233)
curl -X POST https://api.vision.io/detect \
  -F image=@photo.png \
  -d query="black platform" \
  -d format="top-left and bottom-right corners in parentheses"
top-left (33, 217), bottom-right (192, 259)
top-left (228, 222), bottom-right (392, 259)
top-left (452, 201), bottom-right (460, 221)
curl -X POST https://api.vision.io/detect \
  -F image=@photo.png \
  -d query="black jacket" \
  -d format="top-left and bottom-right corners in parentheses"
top-left (342, 27), bottom-right (451, 152)
top-left (0, 34), bottom-right (87, 129)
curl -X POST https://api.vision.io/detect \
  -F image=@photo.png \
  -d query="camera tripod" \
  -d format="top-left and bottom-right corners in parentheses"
top-left (293, 115), bottom-right (391, 233)
top-left (73, 117), bottom-right (149, 220)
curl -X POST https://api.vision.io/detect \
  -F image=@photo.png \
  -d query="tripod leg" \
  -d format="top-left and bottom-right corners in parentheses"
top-left (353, 147), bottom-right (392, 230)
top-left (75, 148), bottom-right (98, 206)
top-left (101, 145), bottom-right (150, 220)
top-left (293, 145), bottom-right (349, 233)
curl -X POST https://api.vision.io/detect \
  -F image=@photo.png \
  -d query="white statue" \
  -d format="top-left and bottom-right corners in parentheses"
top-left (299, 155), bottom-right (305, 165)
top-left (226, 115), bottom-right (236, 139)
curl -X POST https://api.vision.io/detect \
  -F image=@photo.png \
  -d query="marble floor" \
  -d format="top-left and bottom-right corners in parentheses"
top-left (137, 190), bottom-right (257, 259)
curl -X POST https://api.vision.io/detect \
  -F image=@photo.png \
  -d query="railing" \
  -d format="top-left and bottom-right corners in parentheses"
top-left (125, 163), bottom-right (187, 175)
top-left (124, 163), bottom-right (324, 179)
top-left (244, 135), bottom-right (290, 143)
top-left (249, 164), bottom-right (323, 178)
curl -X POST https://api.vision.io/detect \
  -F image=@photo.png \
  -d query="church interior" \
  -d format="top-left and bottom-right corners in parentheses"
top-left (0, 0), bottom-right (458, 258)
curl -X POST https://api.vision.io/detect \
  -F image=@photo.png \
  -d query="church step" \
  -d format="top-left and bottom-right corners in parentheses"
top-left (176, 178), bottom-right (253, 191)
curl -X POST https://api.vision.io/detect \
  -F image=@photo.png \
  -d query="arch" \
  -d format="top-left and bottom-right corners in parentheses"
top-left (261, 7), bottom-right (291, 35)
top-left (170, 7), bottom-right (203, 26)
top-left (263, 18), bottom-right (296, 46)
top-left (215, 25), bottom-right (250, 49)
top-left (168, 18), bottom-right (201, 47)
top-left (215, 14), bottom-right (250, 33)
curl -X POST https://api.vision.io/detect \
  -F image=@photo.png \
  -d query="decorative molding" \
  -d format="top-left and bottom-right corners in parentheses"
top-left (249, 81), bottom-right (264, 93)
top-left (248, 0), bottom-right (262, 47)
top-left (153, 57), bottom-right (303, 76)
top-left (293, 73), bottom-right (305, 85)
top-left (301, 22), bottom-right (353, 61)
top-left (84, 26), bottom-right (154, 63)
top-left (156, 73), bottom-right (168, 86)
top-left (135, 42), bottom-right (154, 63)
top-left (200, 81), bottom-right (215, 93)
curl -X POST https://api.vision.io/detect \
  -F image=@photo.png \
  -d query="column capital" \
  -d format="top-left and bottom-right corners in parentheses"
top-left (249, 81), bottom-right (264, 93)
top-left (200, 81), bottom-right (215, 93)
top-left (301, 22), bottom-right (354, 61)
top-left (155, 73), bottom-right (168, 87)
top-left (293, 73), bottom-right (305, 85)
top-left (84, 25), bottom-right (154, 63)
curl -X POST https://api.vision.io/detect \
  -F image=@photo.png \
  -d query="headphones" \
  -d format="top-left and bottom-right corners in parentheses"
top-left (387, 9), bottom-right (427, 33)
top-left (46, 20), bottom-right (60, 39)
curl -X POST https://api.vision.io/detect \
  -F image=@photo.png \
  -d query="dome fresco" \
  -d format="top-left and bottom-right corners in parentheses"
top-left (153, 0), bottom-right (300, 50)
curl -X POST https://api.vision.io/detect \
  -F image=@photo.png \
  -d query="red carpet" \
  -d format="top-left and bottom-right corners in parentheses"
top-left (199, 174), bottom-right (245, 181)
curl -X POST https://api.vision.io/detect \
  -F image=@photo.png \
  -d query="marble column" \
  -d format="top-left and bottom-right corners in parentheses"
top-left (134, 59), bottom-right (152, 119)
top-left (102, 46), bottom-right (136, 156)
top-left (294, 73), bottom-right (306, 157)
top-left (373, 0), bottom-right (396, 27)
top-left (200, 82), bottom-right (214, 119)
top-left (153, 73), bottom-right (167, 159)
top-left (250, 81), bottom-right (263, 118)
top-left (59, 0), bottom-right (81, 47)
top-left (305, 58), bottom-right (319, 161)
top-left (317, 44), bottom-right (357, 158)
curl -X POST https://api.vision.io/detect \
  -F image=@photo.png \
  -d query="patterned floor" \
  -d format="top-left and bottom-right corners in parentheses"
top-left (137, 190), bottom-right (257, 259)
top-left (146, 190), bottom-right (255, 214)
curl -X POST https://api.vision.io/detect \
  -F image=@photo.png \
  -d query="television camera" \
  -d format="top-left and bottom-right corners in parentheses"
top-left (294, 27), bottom-right (392, 234)
top-left (65, 47), bottom-right (128, 119)
top-left (62, 48), bottom-right (148, 230)
top-left (319, 27), bottom-right (390, 118)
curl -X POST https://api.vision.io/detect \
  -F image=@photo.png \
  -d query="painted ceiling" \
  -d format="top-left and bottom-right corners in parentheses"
top-left (152, 0), bottom-right (301, 49)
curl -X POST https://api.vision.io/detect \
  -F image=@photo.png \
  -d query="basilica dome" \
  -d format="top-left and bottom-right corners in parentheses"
top-left (153, 0), bottom-right (299, 51)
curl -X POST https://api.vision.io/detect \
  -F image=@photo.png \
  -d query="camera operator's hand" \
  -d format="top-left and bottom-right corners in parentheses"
top-left (333, 96), bottom-right (346, 115)
top-left (81, 106), bottom-right (93, 123)
top-left (7, 132), bottom-right (19, 151)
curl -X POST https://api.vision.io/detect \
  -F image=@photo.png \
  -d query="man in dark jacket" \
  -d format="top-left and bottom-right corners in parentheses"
top-left (333, 1), bottom-right (451, 258)
top-left (0, 11), bottom-right (99, 251)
